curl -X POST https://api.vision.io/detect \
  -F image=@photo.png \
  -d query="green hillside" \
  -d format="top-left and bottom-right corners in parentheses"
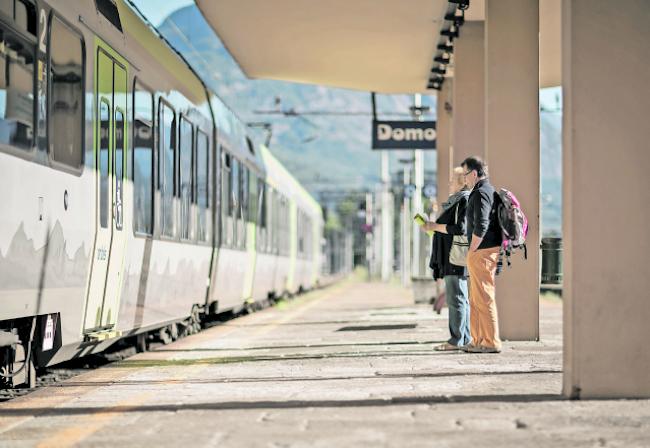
top-left (151, 4), bottom-right (562, 236)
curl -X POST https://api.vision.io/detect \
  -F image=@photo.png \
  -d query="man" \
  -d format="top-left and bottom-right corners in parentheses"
top-left (462, 156), bottom-right (503, 354)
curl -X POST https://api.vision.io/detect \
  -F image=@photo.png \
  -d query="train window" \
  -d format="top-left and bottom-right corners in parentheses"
top-left (179, 117), bottom-right (193, 240)
top-left (0, 1), bottom-right (10, 18)
top-left (0, 1), bottom-right (36, 36)
top-left (15, 0), bottom-right (35, 35)
top-left (230, 157), bottom-right (239, 218)
top-left (240, 165), bottom-right (248, 221)
top-left (114, 108), bottom-right (124, 230)
top-left (133, 84), bottom-right (153, 236)
top-left (94, 0), bottom-right (122, 32)
top-left (221, 151), bottom-right (230, 219)
top-left (49, 16), bottom-right (84, 169)
top-left (283, 199), bottom-right (288, 256)
top-left (195, 130), bottom-right (209, 242)
top-left (248, 171), bottom-right (257, 223)
top-left (275, 193), bottom-right (281, 254)
top-left (221, 149), bottom-right (231, 245)
top-left (279, 197), bottom-right (286, 256)
top-left (99, 100), bottom-right (109, 228)
top-left (231, 158), bottom-right (239, 245)
top-left (298, 212), bottom-right (304, 256)
top-left (258, 180), bottom-right (266, 229)
top-left (159, 100), bottom-right (175, 237)
top-left (239, 166), bottom-right (248, 247)
top-left (0, 27), bottom-right (34, 150)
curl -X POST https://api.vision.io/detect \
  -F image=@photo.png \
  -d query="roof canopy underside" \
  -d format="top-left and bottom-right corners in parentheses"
top-left (196, 0), bottom-right (449, 94)
top-left (196, 0), bottom-right (560, 94)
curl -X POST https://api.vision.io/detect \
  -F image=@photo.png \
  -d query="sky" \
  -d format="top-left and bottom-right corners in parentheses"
top-left (129, 0), bottom-right (194, 27)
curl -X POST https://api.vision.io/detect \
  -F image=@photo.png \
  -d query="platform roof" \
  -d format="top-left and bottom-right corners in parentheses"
top-left (196, 0), bottom-right (560, 94)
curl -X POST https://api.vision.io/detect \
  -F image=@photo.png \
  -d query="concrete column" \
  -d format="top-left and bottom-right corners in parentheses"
top-left (436, 78), bottom-right (453, 207)
top-left (562, 0), bottom-right (650, 398)
top-left (452, 21), bottom-right (485, 166)
top-left (484, 0), bottom-right (539, 341)
top-left (380, 151), bottom-right (393, 281)
top-left (412, 148), bottom-right (424, 277)
top-left (411, 94), bottom-right (426, 278)
top-left (401, 165), bottom-right (411, 286)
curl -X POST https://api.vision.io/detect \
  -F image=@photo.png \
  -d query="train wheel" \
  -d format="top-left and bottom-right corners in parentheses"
top-left (169, 323), bottom-right (179, 341)
top-left (135, 333), bottom-right (148, 353)
top-left (158, 327), bottom-right (172, 345)
top-left (190, 305), bottom-right (202, 333)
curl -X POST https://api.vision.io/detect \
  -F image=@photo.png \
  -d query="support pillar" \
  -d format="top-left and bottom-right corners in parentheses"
top-left (436, 78), bottom-right (453, 207)
top-left (411, 94), bottom-right (426, 278)
top-left (485, 0), bottom-right (540, 341)
top-left (562, 0), bottom-right (650, 398)
top-left (452, 21), bottom-right (485, 166)
top-left (380, 152), bottom-right (393, 281)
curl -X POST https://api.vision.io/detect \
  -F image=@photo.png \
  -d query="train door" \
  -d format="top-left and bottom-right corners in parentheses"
top-left (83, 45), bottom-right (128, 335)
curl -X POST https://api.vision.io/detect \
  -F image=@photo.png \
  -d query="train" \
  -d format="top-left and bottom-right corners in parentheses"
top-left (0, 0), bottom-right (347, 388)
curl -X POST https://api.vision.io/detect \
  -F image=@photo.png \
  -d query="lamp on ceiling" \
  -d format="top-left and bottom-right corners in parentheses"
top-left (444, 10), bottom-right (465, 27)
top-left (434, 55), bottom-right (450, 64)
top-left (437, 44), bottom-right (454, 53)
top-left (430, 66), bottom-right (446, 75)
top-left (440, 26), bottom-right (459, 40)
top-left (448, 0), bottom-right (470, 11)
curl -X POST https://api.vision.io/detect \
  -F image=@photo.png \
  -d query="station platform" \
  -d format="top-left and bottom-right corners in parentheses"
top-left (1, 279), bottom-right (648, 447)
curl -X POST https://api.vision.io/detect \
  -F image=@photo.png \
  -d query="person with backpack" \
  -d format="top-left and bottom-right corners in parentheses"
top-left (421, 167), bottom-right (471, 351)
top-left (461, 156), bottom-right (503, 354)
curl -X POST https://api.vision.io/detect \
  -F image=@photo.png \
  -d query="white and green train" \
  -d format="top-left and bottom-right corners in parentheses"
top-left (0, 0), bottom-right (342, 387)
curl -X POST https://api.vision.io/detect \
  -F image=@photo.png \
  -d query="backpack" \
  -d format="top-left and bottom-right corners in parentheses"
top-left (494, 188), bottom-right (528, 275)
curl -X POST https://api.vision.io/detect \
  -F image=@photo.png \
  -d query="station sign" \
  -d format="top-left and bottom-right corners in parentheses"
top-left (372, 120), bottom-right (436, 150)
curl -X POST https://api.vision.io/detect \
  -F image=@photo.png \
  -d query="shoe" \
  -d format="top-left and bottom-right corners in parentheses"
top-left (434, 342), bottom-right (461, 351)
top-left (466, 345), bottom-right (501, 354)
top-left (481, 346), bottom-right (502, 354)
top-left (460, 344), bottom-right (477, 353)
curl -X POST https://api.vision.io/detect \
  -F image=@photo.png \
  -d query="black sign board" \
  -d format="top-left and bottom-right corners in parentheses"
top-left (372, 120), bottom-right (436, 150)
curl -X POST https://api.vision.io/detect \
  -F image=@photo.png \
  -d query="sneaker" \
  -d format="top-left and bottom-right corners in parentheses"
top-left (467, 345), bottom-right (501, 354)
top-left (460, 344), bottom-right (477, 353)
top-left (434, 342), bottom-right (461, 351)
top-left (481, 346), bottom-right (502, 354)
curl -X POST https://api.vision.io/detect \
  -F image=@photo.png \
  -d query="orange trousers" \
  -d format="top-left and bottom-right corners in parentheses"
top-left (467, 247), bottom-right (502, 350)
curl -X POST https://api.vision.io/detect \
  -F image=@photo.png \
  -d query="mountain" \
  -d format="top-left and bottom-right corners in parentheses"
top-left (156, 4), bottom-right (562, 236)
top-left (158, 5), bottom-right (438, 194)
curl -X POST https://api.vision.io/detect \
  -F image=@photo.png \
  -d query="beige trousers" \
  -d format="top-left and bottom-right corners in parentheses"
top-left (467, 246), bottom-right (502, 350)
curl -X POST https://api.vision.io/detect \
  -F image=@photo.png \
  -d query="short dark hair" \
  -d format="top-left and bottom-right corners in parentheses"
top-left (461, 156), bottom-right (487, 177)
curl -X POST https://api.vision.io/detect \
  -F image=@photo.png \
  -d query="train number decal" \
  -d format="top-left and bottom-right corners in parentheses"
top-left (96, 248), bottom-right (108, 261)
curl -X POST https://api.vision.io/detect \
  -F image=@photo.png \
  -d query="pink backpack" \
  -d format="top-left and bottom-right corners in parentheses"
top-left (495, 188), bottom-right (528, 274)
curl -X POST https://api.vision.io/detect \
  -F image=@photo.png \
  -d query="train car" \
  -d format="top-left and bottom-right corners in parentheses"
top-left (257, 145), bottom-right (323, 300)
top-left (0, 0), bottom-right (331, 388)
top-left (205, 97), bottom-right (267, 314)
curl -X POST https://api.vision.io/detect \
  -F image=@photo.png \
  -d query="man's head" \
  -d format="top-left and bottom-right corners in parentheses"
top-left (461, 156), bottom-right (487, 189)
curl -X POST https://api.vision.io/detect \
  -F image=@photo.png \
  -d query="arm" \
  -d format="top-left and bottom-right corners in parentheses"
top-left (445, 198), bottom-right (467, 236)
top-left (422, 222), bottom-right (448, 233)
top-left (469, 235), bottom-right (483, 252)
top-left (470, 191), bottom-right (491, 251)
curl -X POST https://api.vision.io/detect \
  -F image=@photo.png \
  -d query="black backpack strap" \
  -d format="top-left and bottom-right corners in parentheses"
top-left (496, 250), bottom-right (503, 276)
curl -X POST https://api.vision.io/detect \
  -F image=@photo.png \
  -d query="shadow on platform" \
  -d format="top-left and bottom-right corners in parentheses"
top-left (0, 393), bottom-right (566, 417)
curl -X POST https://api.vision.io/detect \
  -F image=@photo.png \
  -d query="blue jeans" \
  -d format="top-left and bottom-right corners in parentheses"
top-left (444, 275), bottom-right (471, 346)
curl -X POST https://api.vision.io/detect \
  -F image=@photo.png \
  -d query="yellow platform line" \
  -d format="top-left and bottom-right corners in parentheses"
top-left (31, 281), bottom-right (351, 446)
